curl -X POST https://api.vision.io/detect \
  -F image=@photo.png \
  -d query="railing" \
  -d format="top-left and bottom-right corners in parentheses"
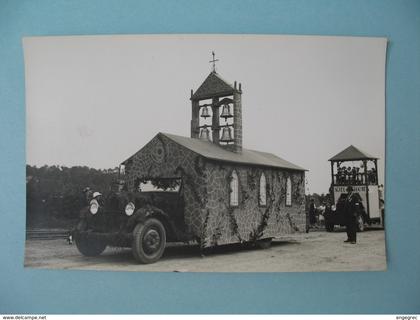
top-left (26, 229), bottom-right (70, 240)
top-left (332, 173), bottom-right (377, 185)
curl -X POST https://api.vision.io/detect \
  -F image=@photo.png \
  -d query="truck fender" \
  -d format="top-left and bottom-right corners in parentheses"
top-left (127, 205), bottom-right (176, 239)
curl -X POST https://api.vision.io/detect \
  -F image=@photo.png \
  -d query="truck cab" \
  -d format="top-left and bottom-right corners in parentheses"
top-left (324, 145), bottom-right (385, 232)
top-left (73, 177), bottom-right (194, 264)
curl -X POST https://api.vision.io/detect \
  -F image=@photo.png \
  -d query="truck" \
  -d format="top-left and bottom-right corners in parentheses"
top-left (323, 145), bottom-right (385, 232)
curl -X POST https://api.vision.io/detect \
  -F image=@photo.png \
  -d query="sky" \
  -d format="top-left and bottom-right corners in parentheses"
top-left (23, 34), bottom-right (386, 194)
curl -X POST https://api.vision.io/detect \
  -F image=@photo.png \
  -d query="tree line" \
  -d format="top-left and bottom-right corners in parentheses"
top-left (26, 164), bottom-right (331, 230)
top-left (26, 165), bottom-right (118, 229)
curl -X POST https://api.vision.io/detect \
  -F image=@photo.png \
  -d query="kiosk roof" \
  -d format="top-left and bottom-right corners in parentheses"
top-left (329, 145), bottom-right (378, 161)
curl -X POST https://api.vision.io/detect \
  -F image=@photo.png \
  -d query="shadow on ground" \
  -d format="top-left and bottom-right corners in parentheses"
top-left (99, 239), bottom-right (299, 263)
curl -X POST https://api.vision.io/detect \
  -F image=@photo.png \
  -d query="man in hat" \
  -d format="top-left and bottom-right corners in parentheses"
top-left (92, 191), bottom-right (102, 199)
top-left (344, 185), bottom-right (359, 244)
top-left (91, 191), bottom-right (103, 205)
top-left (82, 187), bottom-right (93, 206)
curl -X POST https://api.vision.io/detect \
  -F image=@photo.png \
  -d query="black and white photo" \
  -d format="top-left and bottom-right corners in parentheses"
top-left (23, 34), bottom-right (387, 272)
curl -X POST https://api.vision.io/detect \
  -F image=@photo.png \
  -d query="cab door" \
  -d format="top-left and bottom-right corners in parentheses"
top-left (368, 185), bottom-right (381, 219)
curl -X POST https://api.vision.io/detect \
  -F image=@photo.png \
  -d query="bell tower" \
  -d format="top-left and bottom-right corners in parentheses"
top-left (190, 52), bottom-right (243, 153)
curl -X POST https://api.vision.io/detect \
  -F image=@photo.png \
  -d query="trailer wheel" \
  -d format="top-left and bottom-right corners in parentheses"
top-left (132, 218), bottom-right (166, 264)
top-left (74, 220), bottom-right (107, 257)
top-left (256, 238), bottom-right (272, 249)
top-left (357, 215), bottom-right (365, 232)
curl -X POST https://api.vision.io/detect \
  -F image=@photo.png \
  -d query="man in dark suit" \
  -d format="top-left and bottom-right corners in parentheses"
top-left (344, 186), bottom-right (360, 244)
top-left (309, 198), bottom-right (317, 226)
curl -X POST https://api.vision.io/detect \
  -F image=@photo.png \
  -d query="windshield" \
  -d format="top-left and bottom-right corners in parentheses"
top-left (138, 178), bottom-right (181, 193)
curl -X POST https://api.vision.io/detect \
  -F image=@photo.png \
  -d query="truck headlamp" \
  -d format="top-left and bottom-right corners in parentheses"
top-left (125, 202), bottom-right (135, 216)
top-left (331, 205), bottom-right (336, 211)
top-left (90, 199), bottom-right (99, 215)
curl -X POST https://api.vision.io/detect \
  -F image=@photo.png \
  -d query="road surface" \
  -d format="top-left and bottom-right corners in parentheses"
top-left (24, 228), bottom-right (387, 272)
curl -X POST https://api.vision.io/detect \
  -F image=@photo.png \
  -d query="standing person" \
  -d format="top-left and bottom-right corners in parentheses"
top-left (378, 184), bottom-right (385, 225)
top-left (338, 167), bottom-right (344, 184)
top-left (82, 187), bottom-right (93, 206)
top-left (355, 167), bottom-right (360, 184)
top-left (91, 191), bottom-right (103, 205)
top-left (378, 184), bottom-right (384, 206)
top-left (318, 201), bottom-right (326, 227)
top-left (344, 186), bottom-right (359, 244)
top-left (371, 167), bottom-right (377, 184)
top-left (346, 166), bottom-right (352, 183)
top-left (309, 198), bottom-right (317, 227)
top-left (351, 167), bottom-right (357, 184)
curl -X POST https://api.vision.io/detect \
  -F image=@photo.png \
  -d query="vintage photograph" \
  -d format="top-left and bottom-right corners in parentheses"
top-left (24, 34), bottom-right (387, 272)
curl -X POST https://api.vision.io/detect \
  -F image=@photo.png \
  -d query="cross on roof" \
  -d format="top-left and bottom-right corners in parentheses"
top-left (209, 51), bottom-right (219, 72)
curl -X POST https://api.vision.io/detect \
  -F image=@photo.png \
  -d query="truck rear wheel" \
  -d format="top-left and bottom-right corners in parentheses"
top-left (325, 222), bottom-right (335, 232)
top-left (132, 218), bottom-right (166, 264)
top-left (75, 220), bottom-right (107, 257)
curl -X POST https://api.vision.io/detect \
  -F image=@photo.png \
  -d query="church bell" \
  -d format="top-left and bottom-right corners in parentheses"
top-left (199, 126), bottom-right (211, 140)
top-left (220, 126), bottom-right (233, 142)
top-left (220, 104), bottom-right (233, 119)
top-left (200, 106), bottom-right (210, 118)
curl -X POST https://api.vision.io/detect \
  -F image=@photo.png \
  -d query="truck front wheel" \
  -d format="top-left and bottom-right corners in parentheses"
top-left (132, 218), bottom-right (166, 264)
top-left (74, 220), bottom-right (107, 257)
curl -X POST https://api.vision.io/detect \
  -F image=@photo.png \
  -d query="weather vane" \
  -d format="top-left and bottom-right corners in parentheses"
top-left (209, 51), bottom-right (219, 72)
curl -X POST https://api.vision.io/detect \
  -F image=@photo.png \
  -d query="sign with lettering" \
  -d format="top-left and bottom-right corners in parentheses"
top-left (334, 186), bottom-right (366, 193)
top-left (333, 185), bottom-right (368, 211)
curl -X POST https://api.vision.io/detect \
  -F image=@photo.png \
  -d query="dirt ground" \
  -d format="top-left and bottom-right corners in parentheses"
top-left (24, 228), bottom-right (387, 272)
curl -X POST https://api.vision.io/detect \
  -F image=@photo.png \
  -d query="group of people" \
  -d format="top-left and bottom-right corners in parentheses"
top-left (335, 165), bottom-right (377, 185)
top-left (308, 199), bottom-right (326, 227)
